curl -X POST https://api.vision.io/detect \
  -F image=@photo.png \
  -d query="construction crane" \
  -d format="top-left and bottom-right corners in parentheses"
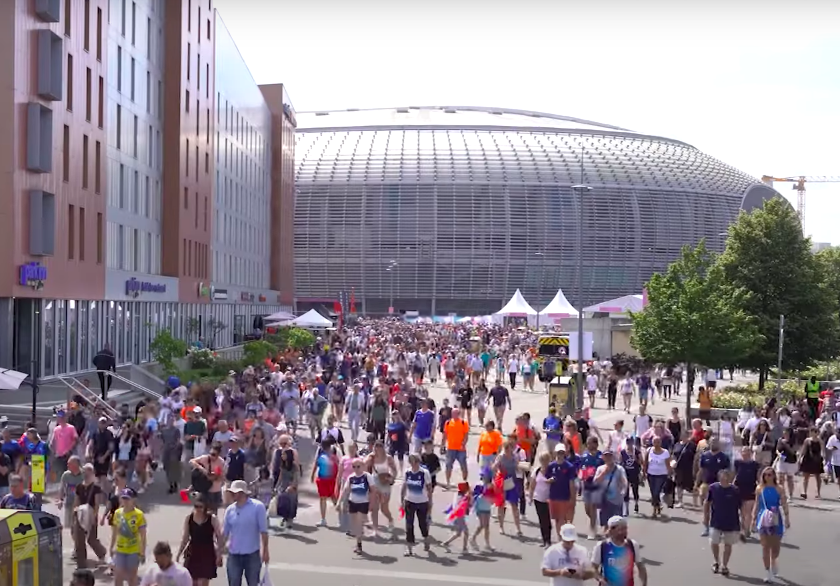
top-left (760, 175), bottom-right (840, 230)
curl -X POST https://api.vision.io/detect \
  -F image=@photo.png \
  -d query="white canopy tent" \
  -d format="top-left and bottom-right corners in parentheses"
top-left (264, 310), bottom-right (295, 322)
top-left (287, 309), bottom-right (333, 328)
top-left (494, 289), bottom-right (538, 316)
top-left (539, 288), bottom-right (579, 321)
top-left (583, 294), bottom-right (644, 317)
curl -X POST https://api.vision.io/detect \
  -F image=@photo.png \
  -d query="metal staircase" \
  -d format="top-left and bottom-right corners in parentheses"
top-left (56, 371), bottom-right (162, 418)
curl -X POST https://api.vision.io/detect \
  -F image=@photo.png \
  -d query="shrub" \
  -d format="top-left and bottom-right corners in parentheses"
top-left (150, 331), bottom-right (187, 375)
top-left (243, 340), bottom-right (278, 366)
top-left (210, 359), bottom-right (243, 377)
top-left (712, 380), bottom-right (804, 410)
top-left (188, 347), bottom-right (216, 370)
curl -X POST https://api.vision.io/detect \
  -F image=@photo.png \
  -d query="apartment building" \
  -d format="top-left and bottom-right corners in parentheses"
top-left (0, 0), bottom-right (292, 380)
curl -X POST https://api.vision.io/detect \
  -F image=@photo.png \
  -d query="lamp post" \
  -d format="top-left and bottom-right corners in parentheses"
top-left (386, 260), bottom-right (397, 315)
top-left (572, 182), bottom-right (592, 408)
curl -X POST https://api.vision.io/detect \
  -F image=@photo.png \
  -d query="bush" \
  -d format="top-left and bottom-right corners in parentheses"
top-left (188, 347), bottom-right (216, 370)
top-left (711, 380), bottom-right (804, 409)
top-left (243, 340), bottom-right (278, 366)
top-left (210, 359), bottom-right (243, 377)
top-left (150, 331), bottom-right (188, 375)
top-left (265, 327), bottom-right (316, 351)
top-left (178, 368), bottom-right (226, 386)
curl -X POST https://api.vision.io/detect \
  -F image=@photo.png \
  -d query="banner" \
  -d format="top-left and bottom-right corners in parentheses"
top-left (31, 454), bottom-right (45, 493)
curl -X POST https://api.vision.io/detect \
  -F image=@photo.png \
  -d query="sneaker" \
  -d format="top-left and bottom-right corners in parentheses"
top-left (318, 519), bottom-right (327, 527)
top-left (700, 527), bottom-right (710, 537)
top-left (404, 546), bottom-right (414, 557)
top-left (763, 570), bottom-right (774, 583)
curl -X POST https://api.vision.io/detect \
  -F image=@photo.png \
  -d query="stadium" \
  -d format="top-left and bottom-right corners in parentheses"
top-left (293, 106), bottom-right (778, 316)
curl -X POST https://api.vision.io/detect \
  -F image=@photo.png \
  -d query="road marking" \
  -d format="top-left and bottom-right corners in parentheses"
top-left (267, 562), bottom-right (545, 586)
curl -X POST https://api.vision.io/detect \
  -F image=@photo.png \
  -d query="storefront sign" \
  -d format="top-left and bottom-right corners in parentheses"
top-left (212, 287), bottom-right (228, 301)
top-left (240, 292), bottom-right (254, 302)
top-left (197, 282), bottom-right (211, 298)
top-left (258, 295), bottom-right (266, 302)
top-left (125, 277), bottom-right (166, 297)
top-left (19, 262), bottom-right (47, 289)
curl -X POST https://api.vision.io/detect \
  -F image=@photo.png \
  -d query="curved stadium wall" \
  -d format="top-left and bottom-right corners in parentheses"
top-left (293, 107), bottom-right (777, 316)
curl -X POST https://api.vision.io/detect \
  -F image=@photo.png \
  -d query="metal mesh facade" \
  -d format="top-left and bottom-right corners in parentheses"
top-left (294, 107), bottom-right (767, 315)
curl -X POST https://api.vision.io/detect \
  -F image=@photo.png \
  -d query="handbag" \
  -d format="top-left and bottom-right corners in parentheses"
top-left (757, 490), bottom-right (779, 533)
top-left (502, 476), bottom-right (515, 491)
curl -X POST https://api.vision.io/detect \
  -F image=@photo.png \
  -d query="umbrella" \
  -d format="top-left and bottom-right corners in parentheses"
top-left (0, 368), bottom-right (29, 390)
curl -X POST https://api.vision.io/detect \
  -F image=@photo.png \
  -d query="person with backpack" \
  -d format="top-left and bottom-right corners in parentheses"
top-left (590, 516), bottom-right (647, 586)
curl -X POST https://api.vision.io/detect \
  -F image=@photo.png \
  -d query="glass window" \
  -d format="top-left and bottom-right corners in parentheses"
top-left (126, 301), bottom-right (136, 364)
top-left (116, 303), bottom-right (125, 363)
top-left (56, 300), bottom-right (67, 374)
top-left (79, 301), bottom-right (89, 369)
top-left (43, 300), bottom-right (54, 377)
top-left (68, 300), bottom-right (78, 372)
top-left (108, 301), bottom-right (117, 357)
top-left (89, 301), bottom-right (99, 364)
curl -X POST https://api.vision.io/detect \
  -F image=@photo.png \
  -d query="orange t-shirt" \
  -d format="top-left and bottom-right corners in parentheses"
top-left (478, 430), bottom-right (503, 456)
top-left (564, 431), bottom-right (581, 455)
top-left (445, 419), bottom-right (470, 451)
top-left (516, 426), bottom-right (536, 454)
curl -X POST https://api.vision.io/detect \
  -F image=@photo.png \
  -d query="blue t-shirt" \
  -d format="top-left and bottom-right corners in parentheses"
top-left (316, 453), bottom-right (335, 479)
top-left (707, 482), bottom-right (741, 532)
top-left (580, 451), bottom-right (604, 488)
top-left (543, 416), bottom-right (562, 441)
top-left (387, 422), bottom-right (408, 448)
top-left (619, 449), bottom-right (642, 481)
top-left (404, 469), bottom-right (427, 499)
top-left (595, 539), bottom-right (637, 586)
top-left (547, 460), bottom-right (575, 501)
top-left (226, 449), bottom-right (246, 482)
top-left (700, 451), bottom-right (731, 485)
top-left (413, 410), bottom-right (434, 440)
top-left (733, 459), bottom-right (760, 497)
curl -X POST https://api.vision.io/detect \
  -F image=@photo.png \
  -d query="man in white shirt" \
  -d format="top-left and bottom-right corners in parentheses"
top-left (825, 427), bottom-right (840, 494)
top-left (141, 541), bottom-right (192, 586)
top-left (541, 524), bottom-right (596, 585)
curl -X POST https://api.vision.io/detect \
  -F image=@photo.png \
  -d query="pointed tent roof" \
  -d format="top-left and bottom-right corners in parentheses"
top-left (290, 309), bottom-right (333, 327)
top-left (539, 288), bottom-right (579, 318)
top-left (583, 294), bottom-right (644, 316)
top-left (495, 289), bottom-right (538, 316)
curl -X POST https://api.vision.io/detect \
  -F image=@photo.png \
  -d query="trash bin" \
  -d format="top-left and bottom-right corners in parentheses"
top-left (0, 509), bottom-right (63, 586)
top-left (548, 376), bottom-right (577, 418)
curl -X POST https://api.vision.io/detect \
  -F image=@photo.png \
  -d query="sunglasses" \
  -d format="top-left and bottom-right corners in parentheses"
top-left (352, 465), bottom-right (362, 469)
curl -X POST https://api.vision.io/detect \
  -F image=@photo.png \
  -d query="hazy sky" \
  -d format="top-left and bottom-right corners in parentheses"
top-left (215, 0), bottom-right (840, 244)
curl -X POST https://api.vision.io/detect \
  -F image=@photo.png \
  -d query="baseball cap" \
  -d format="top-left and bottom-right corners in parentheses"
top-left (98, 416), bottom-right (108, 423)
top-left (554, 443), bottom-right (567, 453)
top-left (607, 515), bottom-right (627, 528)
top-left (228, 480), bottom-right (248, 494)
top-left (193, 406), bottom-right (202, 414)
top-left (559, 523), bottom-right (577, 542)
top-left (602, 448), bottom-right (615, 455)
top-left (119, 488), bottom-right (137, 499)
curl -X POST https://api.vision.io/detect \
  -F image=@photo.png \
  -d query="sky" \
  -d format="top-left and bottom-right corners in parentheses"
top-left (215, 0), bottom-right (840, 245)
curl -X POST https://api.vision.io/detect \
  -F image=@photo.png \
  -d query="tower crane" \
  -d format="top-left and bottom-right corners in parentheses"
top-left (760, 175), bottom-right (840, 231)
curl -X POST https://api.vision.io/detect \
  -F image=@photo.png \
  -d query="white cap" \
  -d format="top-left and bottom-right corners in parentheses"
top-left (193, 406), bottom-right (202, 414)
top-left (554, 443), bottom-right (566, 452)
top-left (559, 523), bottom-right (577, 542)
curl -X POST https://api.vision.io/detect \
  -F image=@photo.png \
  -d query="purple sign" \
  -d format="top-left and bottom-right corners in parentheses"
top-left (125, 277), bottom-right (167, 296)
top-left (19, 262), bottom-right (47, 286)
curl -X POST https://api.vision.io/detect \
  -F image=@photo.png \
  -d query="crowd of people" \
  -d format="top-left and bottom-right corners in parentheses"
top-left (0, 318), bottom-right (837, 586)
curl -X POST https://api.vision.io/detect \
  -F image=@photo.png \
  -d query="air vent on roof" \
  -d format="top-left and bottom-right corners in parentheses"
top-left (443, 109), bottom-right (457, 114)
top-left (490, 111), bottom-right (503, 115)
top-left (346, 108), bottom-right (359, 112)
top-left (315, 112), bottom-right (329, 116)
top-left (396, 108), bottom-right (409, 113)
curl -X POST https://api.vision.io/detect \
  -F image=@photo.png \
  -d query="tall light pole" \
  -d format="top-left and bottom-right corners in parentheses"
top-left (572, 143), bottom-right (591, 409)
top-left (386, 260), bottom-right (397, 315)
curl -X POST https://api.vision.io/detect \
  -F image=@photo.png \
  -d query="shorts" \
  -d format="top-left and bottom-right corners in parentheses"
top-left (504, 485), bottom-right (520, 505)
top-left (549, 499), bottom-right (573, 520)
top-left (348, 501), bottom-right (370, 515)
top-left (113, 552), bottom-right (141, 571)
top-left (445, 372), bottom-right (455, 380)
top-left (203, 491), bottom-right (223, 509)
top-left (412, 436), bottom-right (432, 453)
top-left (709, 529), bottom-right (739, 545)
top-left (316, 477), bottom-right (336, 498)
top-left (445, 449), bottom-right (467, 470)
top-left (388, 444), bottom-right (407, 460)
top-left (479, 454), bottom-right (496, 471)
top-left (775, 461), bottom-right (798, 476)
top-left (639, 389), bottom-right (648, 401)
top-left (598, 502), bottom-right (623, 527)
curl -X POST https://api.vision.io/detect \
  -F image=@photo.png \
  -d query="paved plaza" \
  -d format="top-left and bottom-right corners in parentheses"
top-left (44, 374), bottom-right (834, 585)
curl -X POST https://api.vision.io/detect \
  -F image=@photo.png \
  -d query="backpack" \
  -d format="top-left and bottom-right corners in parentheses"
top-left (190, 460), bottom-right (213, 493)
top-left (600, 539), bottom-right (637, 572)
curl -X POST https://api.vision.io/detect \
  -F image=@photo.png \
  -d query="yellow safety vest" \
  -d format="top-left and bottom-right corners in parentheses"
top-left (806, 380), bottom-right (820, 399)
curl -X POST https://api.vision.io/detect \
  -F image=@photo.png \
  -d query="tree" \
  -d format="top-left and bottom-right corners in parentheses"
top-left (631, 241), bottom-right (761, 422)
top-left (206, 317), bottom-right (227, 348)
top-left (150, 330), bottom-right (188, 375)
top-left (716, 198), bottom-right (840, 388)
top-left (286, 327), bottom-right (316, 350)
top-left (243, 340), bottom-right (278, 366)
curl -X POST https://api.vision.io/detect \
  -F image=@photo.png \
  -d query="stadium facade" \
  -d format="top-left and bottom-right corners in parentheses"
top-left (294, 106), bottom-right (778, 316)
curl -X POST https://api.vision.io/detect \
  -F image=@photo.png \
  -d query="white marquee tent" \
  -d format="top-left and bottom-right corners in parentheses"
top-left (583, 294), bottom-right (644, 317)
top-left (286, 309), bottom-right (333, 328)
top-left (494, 289), bottom-right (538, 316)
top-left (539, 288), bottom-right (579, 320)
top-left (265, 310), bottom-right (295, 322)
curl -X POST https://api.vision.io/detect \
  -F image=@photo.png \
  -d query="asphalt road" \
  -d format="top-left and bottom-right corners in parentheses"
top-left (43, 372), bottom-right (836, 585)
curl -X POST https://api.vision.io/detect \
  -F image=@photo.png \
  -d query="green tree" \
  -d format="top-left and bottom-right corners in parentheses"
top-left (243, 340), bottom-right (278, 366)
top-left (150, 330), bottom-right (188, 374)
top-left (286, 327), bottom-right (316, 350)
top-left (716, 198), bottom-right (840, 388)
top-left (631, 241), bottom-right (761, 420)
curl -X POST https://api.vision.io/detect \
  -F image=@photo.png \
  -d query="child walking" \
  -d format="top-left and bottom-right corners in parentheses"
top-left (441, 482), bottom-right (472, 554)
top-left (470, 473), bottom-right (495, 551)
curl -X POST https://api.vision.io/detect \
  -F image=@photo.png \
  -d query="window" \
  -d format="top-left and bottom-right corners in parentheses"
top-left (184, 187), bottom-right (188, 209)
top-left (66, 54), bottom-right (73, 110)
top-left (79, 207), bottom-right (86, 261)
top-left (146, 17), bottom-right (151, 60)
top-left (121, 0), bottom-right (126, 36)
top-left (182, 239), bottom-right (187, 274)
top-left (194, 191), bottom-right (198, 228)
top-left (68, 204), bottom-right (75, 259)
top-left (64, 0), bottom-right (71, 36)
top-left (133, 228), bottom-right (139, 271)
top-left (29, 190), bottom-right (56, 256)
top-left (205, 151), bottom-right (209, 174)
top-left (148, 124), bottom-right (152, 165)
top-left (96, 76), bottom-right (103, 128)
top-left (116, 105), bottom-right (121, 149)
top-left (94, 140), bottom-right (101, 192)
top-left (118, 164), bottom-right (125, 208)
top-left (146, 71), bottom-right (150, 113)
top-left (85, 67), bottom-right (91, 121)
top-left (186, 43), bottom-right (190, 80)
top-left (205, 63), bottom-right (209, 98)
top-left (198, 7), bottom-right (201, 41)
top-left (118, 225), bottom-right (124, 269)
top-left (185, 139), bottom-right (189, 177)
top-left (133, 115), bottom-right (138, 157)
top-left (185, 89), bottom-right (190, 112)
top-left (37, 30), bottom-right (63, 101)
top-left (116, 46), bottom-right (122, 92)
top-left (130, 57), bottom-right (135, 100)
top-left (131, 1), bottom-right (136, 45)
top-left (35, 0), bottom-right (61, 22)
top-left (207, 18), bottom-right (211, 40)
top-left (83, 0), bottom-right (90, 50)
top-left (197, 53), bottom-right (200, 90)
top-left (96, 8), bottom-right (102, 60)
top-left (96, 212), bottom-right (103, 263)
top-left (62, 125), bottom-right (70, 181)
top-left (205, 109), bottom-right (209, 143)
top-left (82, 134), bottom-right (89, 189)
top-left (204, 196), bottom-right (208, 231)
top-left (195, 145), bottom-right (198, 177)
top-left (187, 0), bottom-right (191, 30)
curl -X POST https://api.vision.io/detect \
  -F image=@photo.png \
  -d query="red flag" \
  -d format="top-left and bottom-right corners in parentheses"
top-left (350, 288), bottom-right (356, 314)
top-left (333, 300), bottom-right (342, 314)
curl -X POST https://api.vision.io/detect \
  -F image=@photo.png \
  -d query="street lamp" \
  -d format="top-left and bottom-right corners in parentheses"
top-left (572, 183), bottom-right (592, 408)
top-left (386, 260), bottom-right (398, 315)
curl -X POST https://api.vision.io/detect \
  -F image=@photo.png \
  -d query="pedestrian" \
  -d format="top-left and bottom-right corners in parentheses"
top-left (619, 437), bottom-right (643, 515)
top-left (310, 441), bottom-right (339, 527)
top-left (270, 434), bottom-right (300, 530)
top-left (140, 541), bottom-right (192, 586)
top-left (704, 468), bottom-right (742, 575)
top-left (0, 474), bottom-right (39, 510)
top-left (642, 435), bottom-right (672, 518)
top-left (733, 445), bottom-right (760, 541)
top-left (441, 482), bottom-right (472, 553)
top-left (109, 488), bottom-right (146, 586)
top-left (546, 444), bottom-right (577, 536)
top-left (752, 467), bottom-right (790, 583)
top-left (530, 452), bottom-right (554, 547)
top-left (579, 436), bottom-right (604, 540)
top-left (401, 453), bottom-right (432, 556)
top-left (337, 457), bottom-right (377, 554)
top-left (493, 439), bottom-right (523, 536)
top-left (222, 479), bottom-right (269, 586)
top-left (93, 344), bottom-right (116, 400)
top-left (477, 420), bottom-right (503, 472)
top-left (541, 524), bottom-right (597, 584)
top-left (699, 437), bottom-right (732, 536)
top-left (72, 463), bottom-right (107, 568)
top-left (592, 449), bottom-right (627, 537)
top-left (590, 516), bottom-right (647, 586)
top-left (443, 408), bottom-right (470, 487)
top-left (176, 494), bottom-right (222, 585)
